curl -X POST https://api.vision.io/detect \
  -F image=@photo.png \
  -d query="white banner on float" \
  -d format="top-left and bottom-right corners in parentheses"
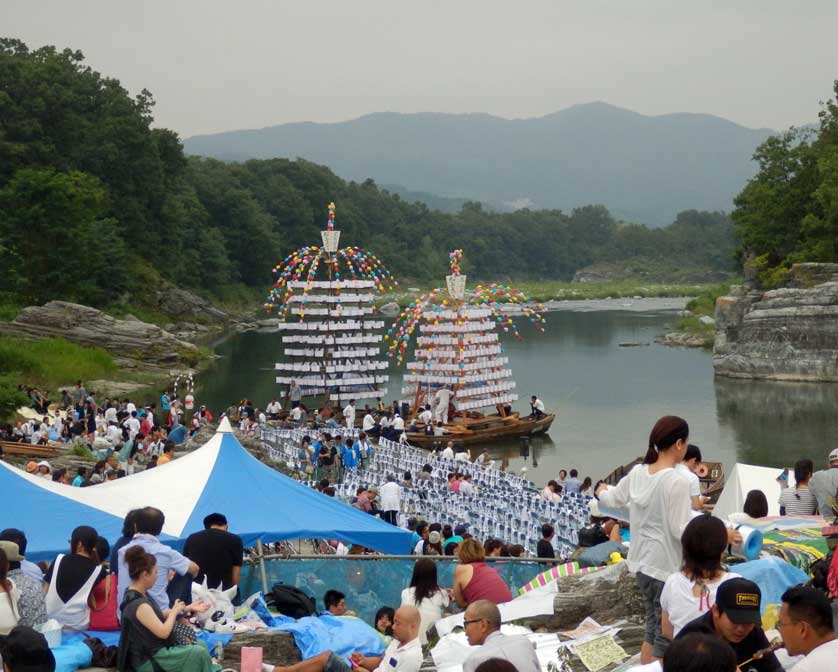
top-left (287, 280), bottom-right (376, 289)
top-left (414, 345), bottom-right (502, 359)
top-left (276, 375), bottom-right (388, 386)
top-left (404, 369), bottom-right (512, 385)
top-left (288, 293), bottom-right (375, 304)
top-left (405, 357), bottom-right (508, 372)
top-left (456, 393), bottom-right (519, 411)
top-left (279, 388), bottom-right (388, 400)
top-left (289, 307), bottom-right (373, 317)
top-left (453, 381), bottom-right (517, 398)
top-left (282, 334), bottom-right (383, 345)
top-left (275, 361), bottom-right (389, 373)
top-left (416, 333), bottom-right (499, 346)
top-left (275, 320), bottom-right (385, 332)
top-left (283, 347), bottom-right (381, 358)
top-left (420, 321), bottom-right (494, 334)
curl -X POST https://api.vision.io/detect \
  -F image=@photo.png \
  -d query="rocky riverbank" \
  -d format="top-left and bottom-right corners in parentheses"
top-left (713, 263), bottom-right (838, 381)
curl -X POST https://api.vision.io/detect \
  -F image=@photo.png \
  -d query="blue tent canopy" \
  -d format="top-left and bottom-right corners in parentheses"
top-left (1, 421), bottom-right (413, 561)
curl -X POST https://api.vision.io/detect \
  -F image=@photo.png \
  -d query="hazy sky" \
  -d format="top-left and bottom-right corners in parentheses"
top-left (4, 1), bottom-right (836, 137)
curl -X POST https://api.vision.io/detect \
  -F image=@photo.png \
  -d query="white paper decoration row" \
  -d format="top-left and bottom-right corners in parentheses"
top-left (275, 361), bottom-right (389, 373)
top-left (276, 374), bottom-right (388, 386)
top-left (287, 280), bottom-right (376, 289)
top-left (288, 293), bottom-right (375, 304)
top-left (405, 356), bottom-right (508, 372)
top-left (276, 320), bottom-right (385, 332)
top-left (281, 334), bottom-right (383, 345)
top-left (414, 344), bottom-right (502, 359)
top-left (416, 333), bottom-right (499, 346)
top-left (283, 347), bottom-right (381, 358)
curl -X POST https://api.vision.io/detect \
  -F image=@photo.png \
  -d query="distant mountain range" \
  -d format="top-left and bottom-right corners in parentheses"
top-left (184, 102), bottom-right (781, 226)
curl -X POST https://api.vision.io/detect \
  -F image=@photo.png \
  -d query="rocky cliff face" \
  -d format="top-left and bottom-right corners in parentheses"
top-left (0, 301), bottom-right (200, 372)
top-left (713, 264), bottom-right (838, 381)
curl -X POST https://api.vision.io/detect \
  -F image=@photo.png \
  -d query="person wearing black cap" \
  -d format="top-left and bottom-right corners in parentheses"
top-left (676, 577), bottom-right (782, 672)
top-left (0, 625), bottom-right (56, 671)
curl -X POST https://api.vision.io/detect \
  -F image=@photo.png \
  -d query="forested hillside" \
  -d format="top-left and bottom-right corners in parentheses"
top-left (0, 39), bottom-right (736, 311)
top-left (732, 80), bottom-right (838, 287)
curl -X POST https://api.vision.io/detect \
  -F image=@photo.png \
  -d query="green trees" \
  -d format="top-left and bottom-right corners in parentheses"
top-left (732, 80), bottom-right (838, 285)
top-left (0, 37), bottom-right (739, 310)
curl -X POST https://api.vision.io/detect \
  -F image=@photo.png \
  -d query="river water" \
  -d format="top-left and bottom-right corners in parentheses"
top-left (195, 299), bottom-right (838, 485)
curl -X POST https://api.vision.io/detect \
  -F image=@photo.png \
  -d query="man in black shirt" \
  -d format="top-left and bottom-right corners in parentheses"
top-left (537, 523), bottom-right (556, 559)
top-left (183, 513), bottom-right (244, 593)
top-left (677, 578), bottom-right (782, 672)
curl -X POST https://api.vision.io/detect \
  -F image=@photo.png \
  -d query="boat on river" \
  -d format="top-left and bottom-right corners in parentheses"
top-left (388, 250), bottom-right (552, 449)
top-left (602, 457), bottom-right (726, 504)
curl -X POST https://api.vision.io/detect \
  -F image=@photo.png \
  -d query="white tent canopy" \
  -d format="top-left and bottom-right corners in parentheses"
top-left (712, 462), bottom-right (796, 521)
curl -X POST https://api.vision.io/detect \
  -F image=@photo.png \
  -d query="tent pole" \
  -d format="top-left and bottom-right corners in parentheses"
top-left (256, 538), bottom-right (269, 595)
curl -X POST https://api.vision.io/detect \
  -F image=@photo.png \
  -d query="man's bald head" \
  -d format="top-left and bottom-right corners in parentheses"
top-left (463, 600), bottom-right (501, 645)
top-left (392, 605), bottom-right (421, 644)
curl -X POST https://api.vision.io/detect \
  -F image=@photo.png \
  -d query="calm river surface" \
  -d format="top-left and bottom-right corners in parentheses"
top-left (195, 300), bottom-right (838, 485)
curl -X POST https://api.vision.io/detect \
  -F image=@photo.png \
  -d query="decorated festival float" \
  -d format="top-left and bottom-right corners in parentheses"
top-left (266, 203), bottom-right (397, 410)
top-left (387, 250), bottom-right (555, 447)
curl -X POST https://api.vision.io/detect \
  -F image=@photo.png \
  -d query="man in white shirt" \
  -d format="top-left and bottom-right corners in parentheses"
top-left (105, 421), bottom-right (122, 446)
top-left (676, 444), bottom-right (704, 510)
top-left (418, 404), bottom-right (433, 427)
top-left (124, 411), bottom-right (141, 441)
top-left (125, 400), bottom-right (137, 414)
top-left (462, 600), bottom-right (540, 672)
top-left (343, 400), bottom-right (356, 429)
top-left (362, 411), bottom-right (376, 433)
top-left (391, 413), bottom-right (405, 440)
top-left (474, 449), bottom-right (489, 465)
top-left (104, 404), bottom-right (118, 424)
top-left (454, 448), bottom-right (470, 462)
top-left (441, 441), bottom-right (455, 460)
top-left (263, 605), bottom-right (422, 672)
top-left (433, 386), bottom-right (454, 425)
top-left (289, 405), bottom-right (304, 425)
top-left (530, 395), bottom-right (545, 419)
top-left (266, 398), bottom-right (282, 419)
top-left (777, 586), bottom-right (837, 672)
top-left (379, 475), bottom-right (402, 525)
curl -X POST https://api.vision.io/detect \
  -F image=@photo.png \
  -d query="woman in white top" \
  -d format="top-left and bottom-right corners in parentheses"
top-left (596, 416), bottom-right (694, 665)
top-left (660, 514), bottom-right (740, 639)
top-left (0, 547), bottom-right (20, 635)
top-left (400, 558), bottom-right (449, 644)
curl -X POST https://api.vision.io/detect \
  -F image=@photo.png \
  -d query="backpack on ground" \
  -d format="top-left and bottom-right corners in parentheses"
top-left (266, 583), bottom-right (316, 619)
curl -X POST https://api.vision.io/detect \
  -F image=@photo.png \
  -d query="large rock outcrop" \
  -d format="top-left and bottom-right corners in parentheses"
top-left (713, 264), bottom-right (838, 381)
top-left (0, 301), bottom-right (200, 371)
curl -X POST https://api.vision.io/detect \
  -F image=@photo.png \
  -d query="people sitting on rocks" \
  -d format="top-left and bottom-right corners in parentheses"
top-left (117, 545), bottom-right (212, 672)
top-left (461, 600), bottom-right (540, 672)
top-left (676, 577), bottom-right (782, 672)
top-left (262, 605), bottom-right (422, 672)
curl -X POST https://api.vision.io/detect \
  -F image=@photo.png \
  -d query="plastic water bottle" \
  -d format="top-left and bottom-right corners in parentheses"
top-left (212, 640), bottom-right (224, 664)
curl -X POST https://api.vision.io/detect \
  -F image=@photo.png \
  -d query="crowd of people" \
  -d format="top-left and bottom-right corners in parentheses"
top-left (3, 379), bottom-right (838, 672)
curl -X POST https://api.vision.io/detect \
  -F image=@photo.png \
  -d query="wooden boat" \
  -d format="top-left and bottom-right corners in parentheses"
top-left (0, 440), bottom-right (60, 458)
top-left (404, 411), bottom-right (556, 448)
top-left (602, 457), bottom-right (726, 503)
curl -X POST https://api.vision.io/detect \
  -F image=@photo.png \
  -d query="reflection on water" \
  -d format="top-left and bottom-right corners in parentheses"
top-left (714, 377), bottom-right (838, 469)
top-left (195, 308), bottom-right (838, 485)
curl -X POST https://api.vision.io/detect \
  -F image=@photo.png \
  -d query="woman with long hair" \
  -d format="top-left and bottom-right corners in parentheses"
top-left (118, 546), bottom-right (213, 672)
top-left (660, 515), bottom-right (740, 639)
top-left (596, 416), bottom-right (694, 664)
top-left (400, 558), bottom-right (450, 644)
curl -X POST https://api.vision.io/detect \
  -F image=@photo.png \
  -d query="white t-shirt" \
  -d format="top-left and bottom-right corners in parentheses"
top-left (454, 450), bottom-right (470, 462)
top-left (362, 414), bottom-right (375, 431)
top-left (373, 637), bottom-right (423, 672)
top-left (459, 480), bottom-right (475, 496)
top-left (791, 638), bottom-right (838, 671)
top-left (0, 581), bottom-right (20, 635)
top-left (419, 409), bottom-right (433, 425)
top-left (441, 447), bottom-right (454, 460)
top-left (660, 571), bottom-right (740, 637)
top-left (290, 407), bottom-right (303, 421)
top-left (532, 398), bottom-right (545, 412)
top-left (125, 417), bottom-right (141, 439)
top-left (598, 464), bottom-right (692, 581)
top-left (104, 407), bottom-right (117, 423)
top-left (380, 482), bottom-right (402, 511)
top-left (400, 587), bottom-right (449, 644)
top-left (266, 401), bottom-right (281, 414)
top-left (675, 463), bottom-right (701, 497)
top-left (392, 416), bottom-right (405, 431)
